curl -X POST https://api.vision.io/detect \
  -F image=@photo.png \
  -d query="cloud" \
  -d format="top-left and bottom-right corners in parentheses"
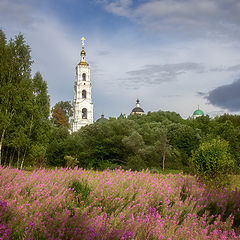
top-left (206, 79), bottom-right (240, 111)
top-left (104, 0), bottom-right (132, 17)
top-left (120, 62), bottom-right (204, 88)
top-left (0, 0), bottom-right (36, 28)
top-left (3, 0), bottom-right (240, 119)
top-left (197, 91), bottom-right (207, 97)
top-left (97, 0), bottom-right (240, 38)
top-left (210, 64), bottom-right (240, 72)
top-left (97, 50), bottom-right (111, 56)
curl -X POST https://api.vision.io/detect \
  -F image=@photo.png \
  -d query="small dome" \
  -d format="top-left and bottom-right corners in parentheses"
top-left (131, 107), bottom-right (144, 113)
top-left (131, 98), bottom-right (144, 115)
top-left (81, 49), bottom-right (86, 55)
top-left (96, 114), bottom-right (107, 123)
top-left (193, 108), bottom-right (204, 117)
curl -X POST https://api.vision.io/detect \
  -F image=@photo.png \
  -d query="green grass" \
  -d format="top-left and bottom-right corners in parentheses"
top-left (229, 175), bottom-right (240, 189)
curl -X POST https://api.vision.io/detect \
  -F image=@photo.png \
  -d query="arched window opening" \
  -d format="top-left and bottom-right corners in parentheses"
top-left (82, 108), bottom-right (87, 119)
top-left (82, 73), bottom-right (86, 81)
top-left (82, 90), bottom-right (87, 98)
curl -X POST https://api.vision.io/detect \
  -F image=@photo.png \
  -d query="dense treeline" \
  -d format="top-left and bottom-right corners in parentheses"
top-left (49, 112), bottom-right (240, 172)
top-left (1, 30), bottom-right (240, 172)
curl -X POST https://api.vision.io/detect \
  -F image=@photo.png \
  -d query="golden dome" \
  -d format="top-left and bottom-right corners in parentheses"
top-left (78, 62), bottom-right (89, 66)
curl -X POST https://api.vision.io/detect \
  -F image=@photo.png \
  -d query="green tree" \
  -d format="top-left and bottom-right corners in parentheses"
top-left (46, 127), bottom-right (70, 166)
top-left (25, 72), bottom-right (50, 167)
top-left (0, 31), bottom-right (32, 165)
top-left (155, 132), bottom-right (169, 171)
top-left (122, 131), bottom-right (146, 170)
top-left (167, 123), bottom-right (200, 166)
top-left (0, 31), bottom-right (50, 168)
top-left (192, 137), bottom-right (235, 185)
top-left (214, 120), bottom-right (240, 168)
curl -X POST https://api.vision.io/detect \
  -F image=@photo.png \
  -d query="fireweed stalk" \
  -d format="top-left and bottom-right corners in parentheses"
top-left (0, 166), bottom-right (239, 239)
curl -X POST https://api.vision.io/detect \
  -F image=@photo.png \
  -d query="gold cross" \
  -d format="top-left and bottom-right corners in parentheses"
top-left (81, 37), bottom-right (85, 48)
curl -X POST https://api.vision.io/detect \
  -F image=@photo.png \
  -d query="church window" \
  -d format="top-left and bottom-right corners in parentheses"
top-left (82, 90), bottom-right (86, 98)
top-left (82, 73), bottom-right (86, 81)
top-left (82, 108), bottom-right (87, 119)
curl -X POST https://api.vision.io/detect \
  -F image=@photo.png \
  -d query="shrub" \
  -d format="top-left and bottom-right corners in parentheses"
top-left (64, 156), bottom-right (79, 168)
top-left (126, 155), bottom-right (146, 171)
top-left (192, 137), bottom-right (234, 185)
top-left (70, 179), bottom-right (91, 204)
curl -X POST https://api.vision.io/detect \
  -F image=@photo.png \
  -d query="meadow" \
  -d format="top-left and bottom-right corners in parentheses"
top-left (0, 167), bottom-right (240, 240)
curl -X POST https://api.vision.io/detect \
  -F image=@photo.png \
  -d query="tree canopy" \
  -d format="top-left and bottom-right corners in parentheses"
top-left (0, 30), bottom-right (50, 168)
top-left (1, 29), bottom-right (240, 174)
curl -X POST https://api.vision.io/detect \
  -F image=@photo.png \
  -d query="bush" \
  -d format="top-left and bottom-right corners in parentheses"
top-left (64, 156), bottom-right (79, 168)
top-left (192, 137), bottom-right (234, 185)
top-left (70, 179), bottom-right (91, 204)
top-left (126, 155), bottom-right (146, 171)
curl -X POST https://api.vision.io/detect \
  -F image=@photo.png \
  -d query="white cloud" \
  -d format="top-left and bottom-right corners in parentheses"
top-left (104, 0), bottom-right (132, 17)
top-left (2, 0), bottom-right (240, 120)
top-left (97, 0), bottom-right (240, 38)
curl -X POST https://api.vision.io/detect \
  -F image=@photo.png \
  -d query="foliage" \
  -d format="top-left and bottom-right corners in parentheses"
top-left (51, 101), bottom-right (72, 129)
top-left (47, 109), bottom-right (240, 175)
top-left (51, 105), bottom-right (70, 128)
top-left (192, 137), bottom-right (235, 185)
top-left (70, 179), bottom-right (91, 204)
top-left (64, 155), bottom-right (79, 168)
top-left (46, 126), bottom-right (70, 166)
top-left (0, 30), bottom-right (50, 168)
top-left (2, 30), bottom-right (240, 176)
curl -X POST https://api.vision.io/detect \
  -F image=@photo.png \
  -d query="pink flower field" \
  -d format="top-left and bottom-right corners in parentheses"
top-left (0, 167), bottom-right (240, 240)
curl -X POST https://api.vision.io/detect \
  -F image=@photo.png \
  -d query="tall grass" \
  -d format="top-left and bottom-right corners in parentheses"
top-left (0, 166), bottom-right (239, 239)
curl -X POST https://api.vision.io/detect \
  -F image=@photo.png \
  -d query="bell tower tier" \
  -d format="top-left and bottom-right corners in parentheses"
top-left (72, 37), bottom-right (93, 132)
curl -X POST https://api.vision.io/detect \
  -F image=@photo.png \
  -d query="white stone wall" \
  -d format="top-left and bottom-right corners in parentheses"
top-left (72, 62), bottom-right (93, 132)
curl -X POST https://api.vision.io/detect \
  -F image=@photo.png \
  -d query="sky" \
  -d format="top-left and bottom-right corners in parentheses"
top-left (1, 0), bottom-right (240, 120)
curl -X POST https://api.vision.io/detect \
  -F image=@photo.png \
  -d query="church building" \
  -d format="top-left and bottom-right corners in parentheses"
top-left (71, 37), bottom-right (93, 132)
top-left (130, 98), bottom-right (145, 115)
top-left (192, 106), bottom-right (204, 119)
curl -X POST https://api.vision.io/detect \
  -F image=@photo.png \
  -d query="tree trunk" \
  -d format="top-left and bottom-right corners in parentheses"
top-left (9, 149), bottom-right (15, 167)
top-left (20, 149), bottom-right (27, 170)
top-left (3, 147), bottom-right (9, 166)
top-left (162, 152), bottom-right (166, 171)
top-left (0, 129), bottom-right (6, 166)
top-left (17, 151), bottom-right (20, 169)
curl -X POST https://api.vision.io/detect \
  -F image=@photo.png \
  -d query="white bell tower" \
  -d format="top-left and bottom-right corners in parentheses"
top-left (72, 37), bottom-right (93, 132)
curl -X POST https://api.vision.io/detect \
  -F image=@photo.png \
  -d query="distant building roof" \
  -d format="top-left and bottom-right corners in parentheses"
top-left (96, 114), bottom-right (108, 123)
top-left (131, 98), bottom-right (144, 115)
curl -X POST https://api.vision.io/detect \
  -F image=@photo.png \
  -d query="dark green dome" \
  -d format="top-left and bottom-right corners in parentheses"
top-left (96, 114), bottom-right (108, 123)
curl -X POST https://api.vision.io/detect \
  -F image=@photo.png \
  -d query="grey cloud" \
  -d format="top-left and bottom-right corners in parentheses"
top-left (97, 50), bottom-right (111, 56)
top-left (197, 91), bottom-right (207, 97)
top-left (165, 94), bottom-right (180, 98)
top-left (208, 110), bottom-right (225, 118)
top-left (121, 62), bottom-right (204, 88)
top-left (206, 79), bottom-right (240, 111)
top-left (0, 0), bottom-right (35, 28)
top-left (210, 64), bottom-right (240, 72)
top-left (227, 64), bottom-right (240, 71)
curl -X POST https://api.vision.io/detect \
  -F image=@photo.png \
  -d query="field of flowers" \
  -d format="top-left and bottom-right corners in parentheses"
top-left (0, 167), bottom-right (240, 240)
